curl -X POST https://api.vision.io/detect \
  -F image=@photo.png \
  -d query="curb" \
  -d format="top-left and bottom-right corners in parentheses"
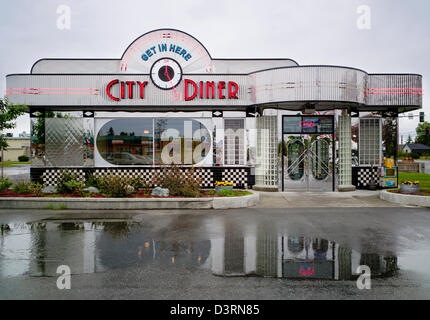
top-left (0, 192), bottom-right (259, 210)
top-left (379, 190), bottom-right (430, 207)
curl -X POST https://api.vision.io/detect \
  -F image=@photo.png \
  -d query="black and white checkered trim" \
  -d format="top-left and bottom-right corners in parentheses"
top-left (36, 167), bottom-right (251, 189)
top-left (222, 169), bottom-right (248, 188)
top-left (42, 169), bottom-right (85, 186)
top-left (357, 167), bottom-right (379, 188)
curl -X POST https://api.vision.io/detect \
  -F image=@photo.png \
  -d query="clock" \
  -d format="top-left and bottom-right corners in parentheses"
top-left (150, 58), bottom-right (183, 90)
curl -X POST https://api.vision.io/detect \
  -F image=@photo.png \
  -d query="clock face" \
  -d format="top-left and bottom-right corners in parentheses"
top-left (150, 58), bottom-right (183, 90)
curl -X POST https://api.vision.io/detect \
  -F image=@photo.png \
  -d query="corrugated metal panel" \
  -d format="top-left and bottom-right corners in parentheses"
top-left (6, 68), bottom-right (422, 109)
top-left (254, 66), bottom-right (367, 105)
top-left (6, 74), bottom-right (250, 106)
top-left (367, 74), bottom-right (422, 106)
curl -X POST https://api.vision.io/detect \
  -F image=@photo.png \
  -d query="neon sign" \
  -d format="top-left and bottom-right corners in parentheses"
top-left (105, 79), bottom-right (239, 102)
top-left (106, 80), bottom-right (148, 101)
top-left (300, 120), bottom-right (318, 128)
top-left (299, 265), bottom-right (315, 276)
top-left (184, 80), bottom-right (239, 101)
top-left (141, 43), bottom-right (192, 62)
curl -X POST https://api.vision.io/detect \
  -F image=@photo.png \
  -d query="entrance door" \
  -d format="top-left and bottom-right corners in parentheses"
top-left (282, 134), bottom-right (334, 191)
top-left (281, 115), bottom-right (335, 192)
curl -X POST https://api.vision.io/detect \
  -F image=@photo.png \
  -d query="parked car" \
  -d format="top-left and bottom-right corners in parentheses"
top-left (102, 152), bottom-right (151, 165)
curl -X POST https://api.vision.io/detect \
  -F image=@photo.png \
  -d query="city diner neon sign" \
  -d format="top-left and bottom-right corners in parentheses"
top-left (105, 79), bottom-right (239, 101)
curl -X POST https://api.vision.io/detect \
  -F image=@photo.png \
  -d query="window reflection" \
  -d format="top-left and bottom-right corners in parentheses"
top-left (154, 119), bottom-right (210, 165)
top-left (97, 119), bottom-right (153, 165)
top-left (96, 118), bottom-right (211, 166)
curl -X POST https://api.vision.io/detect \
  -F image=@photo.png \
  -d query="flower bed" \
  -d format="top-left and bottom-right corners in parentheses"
top-left (388, 189), bottom-right (430, 197)
top-left (399, 180), bottom-right (420, 194)
top-left (0, 189), bottom-right (252, 199)
top-left (0, 168), bottom-right (251, 201)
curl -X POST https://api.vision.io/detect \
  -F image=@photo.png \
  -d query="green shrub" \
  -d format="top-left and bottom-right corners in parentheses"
top-left (153, 165), bottom-right (201, 197)
top-left (18, 155), bottom-right (29, 162)
top-left (64, 180), bottom-right (85, 195)
top-left (85, 173), bottom-right (102, 189)
top-left (12, 181), bottom-right (43, 196)
top-left (180, 167), bottom-right (202, 197)
top-left (130, 176), bottom-right (144, 190)
top-left (56, 169), bottom-right (81, 193)
top-left (29, 183), bottom-right (43, 197)
top-left (13, 182), bottom-right (32, 194)
top-left (411, 152), bottom-right (420, 159)
top-left (98, 174), bottom-right (133, 197)
top-left (0, 178), bottom-right (13, 192)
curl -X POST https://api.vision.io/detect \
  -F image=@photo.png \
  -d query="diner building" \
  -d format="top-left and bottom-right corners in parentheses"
top-left (5, 29), bottom-right (423, 191)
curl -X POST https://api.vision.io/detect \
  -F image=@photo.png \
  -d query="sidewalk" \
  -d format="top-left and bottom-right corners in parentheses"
top-left (254, 190), bottom-right (400, 208)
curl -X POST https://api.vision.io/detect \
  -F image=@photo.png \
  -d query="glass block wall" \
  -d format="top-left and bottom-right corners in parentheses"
top-left (224, 119), bottom-right (245, 165)
top-left (359, 118), bottom-right (382, 166)
top-left (256, 116), bottom-right (278, 188)
top-left (338, 113), bottom-right (352, 186)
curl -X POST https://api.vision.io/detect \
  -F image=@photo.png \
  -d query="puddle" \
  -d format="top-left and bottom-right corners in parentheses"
top-left (0, 221), bottom-right (401, 281)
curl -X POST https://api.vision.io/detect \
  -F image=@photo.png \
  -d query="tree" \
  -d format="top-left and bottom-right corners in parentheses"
top-left (382, 118), bottom-right (397, 158)
top-left (1, 98), bottom-right (27, 178)
top-left (414, 121), bottom-right (430, 146)
top-left (407, 135), bottom-right (413, 144)
top-left (0, 98), bottom-right (27, 150)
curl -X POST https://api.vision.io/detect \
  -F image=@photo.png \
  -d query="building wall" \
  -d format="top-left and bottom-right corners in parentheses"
top-left (2, 138), bottom-right (30, 161)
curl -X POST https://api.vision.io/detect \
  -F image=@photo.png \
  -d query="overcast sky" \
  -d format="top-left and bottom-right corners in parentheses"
top-left (1, 0), bottom-right (429, 141)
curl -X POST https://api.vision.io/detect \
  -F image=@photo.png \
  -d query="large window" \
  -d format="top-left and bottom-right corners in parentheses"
top-left (96, 118), bottom-right (211, 166)
top-left (154, 119), bottom-right (211, 165)
top-left (97, 119), bottom-right (154, 165)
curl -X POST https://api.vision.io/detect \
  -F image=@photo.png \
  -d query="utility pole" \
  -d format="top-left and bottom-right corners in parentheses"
top-left (1, 146), bottom-right (3, 179)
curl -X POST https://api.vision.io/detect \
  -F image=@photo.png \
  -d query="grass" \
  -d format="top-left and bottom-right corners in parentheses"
top-left (1, 161), bottom-right (31, 167)
top-left (43, 204), bottom-right (67, 210)
top-left (206, 190), bottom-right (253, 197)
top-left (399, 172), bottom-right (430, 192)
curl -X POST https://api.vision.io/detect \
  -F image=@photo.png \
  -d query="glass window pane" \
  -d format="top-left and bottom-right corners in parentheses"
top-left (96, 118), bottom-right (153, 165)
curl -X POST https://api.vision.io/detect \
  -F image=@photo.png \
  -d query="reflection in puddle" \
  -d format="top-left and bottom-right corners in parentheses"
top-left (212, 233), bottom-right (397, 280)
top-left (0, 221), bottom-right (397, 280)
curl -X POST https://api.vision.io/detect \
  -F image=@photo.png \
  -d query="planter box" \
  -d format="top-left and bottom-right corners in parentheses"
top-left (400, 184), bottom-right (419, 194)
top-left (215, 185), bottom-right (233, 193)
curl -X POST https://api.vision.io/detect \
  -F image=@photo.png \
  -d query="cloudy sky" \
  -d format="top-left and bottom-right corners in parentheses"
top-left (1, 0), bottom-right (428, 141)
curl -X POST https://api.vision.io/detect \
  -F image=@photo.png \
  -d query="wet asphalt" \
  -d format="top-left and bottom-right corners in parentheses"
top-left (0, 199), bottom-right (430, 299)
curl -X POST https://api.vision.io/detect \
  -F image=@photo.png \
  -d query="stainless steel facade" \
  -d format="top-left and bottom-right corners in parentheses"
top-left (6, 69), bottom-right (422, 111)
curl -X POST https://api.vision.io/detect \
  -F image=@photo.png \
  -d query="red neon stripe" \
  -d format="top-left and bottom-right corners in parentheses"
top-left (6, 88), bottom-right (99, 91)
top-left (37, 92), bottom-right (99, 95)
top-left (5, 91), bottom-right (99, 96)
top-left (367, 92), bottom-right (423, 95)
top-left (368, 88), bottom-right (422, 90)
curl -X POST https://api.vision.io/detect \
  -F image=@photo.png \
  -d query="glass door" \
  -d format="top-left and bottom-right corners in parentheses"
top-left (283, 134), bottom-right (333, 191)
